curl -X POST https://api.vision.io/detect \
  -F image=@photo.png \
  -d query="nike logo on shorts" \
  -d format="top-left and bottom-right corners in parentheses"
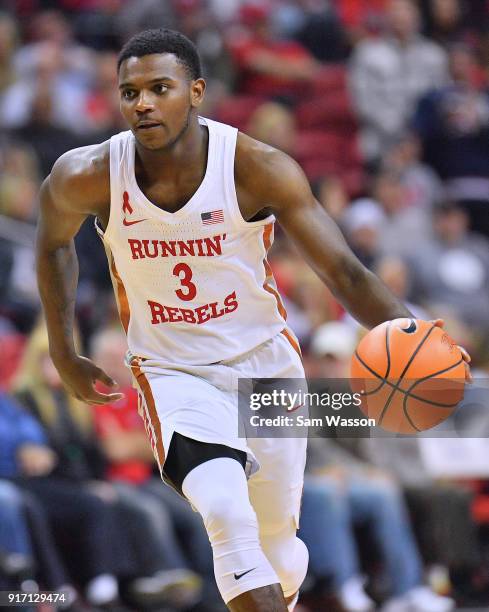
top-left (123, 217), bottom-right (147, 226)
top-left (234, 568), bottom-right (256, 580)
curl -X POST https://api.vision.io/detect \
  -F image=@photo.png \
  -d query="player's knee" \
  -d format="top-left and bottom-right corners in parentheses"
top-left (204, 492), bottom-right (258, 543)
top-left (194, 489), bottom-right (279, 604)
top-left (261, 531), bottom-right (309, 597)
top-left (278, 537), bottom-right (308, 597)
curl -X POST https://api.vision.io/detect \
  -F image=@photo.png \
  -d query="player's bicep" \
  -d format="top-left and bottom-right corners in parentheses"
top-left (279, 199), bottom-right (358, 282)
top-left (37, 176), bottom-right (87, 250)
top-left (271, 165), bottom-right (363, 288)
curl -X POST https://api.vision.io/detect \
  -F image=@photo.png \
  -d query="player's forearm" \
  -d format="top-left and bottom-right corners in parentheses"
top-left (329, 260), bottom-right (413, 329)
top-left (36, 239), bottom-right (79, 363)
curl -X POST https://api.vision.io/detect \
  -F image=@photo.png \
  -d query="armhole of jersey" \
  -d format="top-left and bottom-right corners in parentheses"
top-left (100, 132), bottom-right (124, 242)
top-left (224, 128), bottom-right (275, 232)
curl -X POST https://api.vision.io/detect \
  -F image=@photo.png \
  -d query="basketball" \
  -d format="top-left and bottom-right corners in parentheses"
top-left (350, 318), bottom-right (466, 434)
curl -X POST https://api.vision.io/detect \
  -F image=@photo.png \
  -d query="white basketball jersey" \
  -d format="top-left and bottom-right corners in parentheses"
top-left (97, 117), bottom-right (295, 365)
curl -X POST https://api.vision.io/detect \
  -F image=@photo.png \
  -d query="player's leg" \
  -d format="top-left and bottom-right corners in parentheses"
top-left (227, 585), bottom-right (288, 612)
top-left (181, 458), bottom-right (288, 611)
top-left (247, 436), bottom-right (309, 605)
top-left (132, 357), bottom-right (299, 610)
top-left (238, 333), bottom-right (309, 605)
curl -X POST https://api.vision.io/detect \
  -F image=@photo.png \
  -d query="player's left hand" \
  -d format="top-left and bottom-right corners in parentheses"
top-left (430, 319), bottom-right (473, 384)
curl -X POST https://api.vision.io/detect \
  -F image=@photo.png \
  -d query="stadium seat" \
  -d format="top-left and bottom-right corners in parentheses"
top-left (214, 95), bottom-right (265, 131)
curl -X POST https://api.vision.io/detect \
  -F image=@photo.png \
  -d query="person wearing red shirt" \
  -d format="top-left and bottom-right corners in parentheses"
top-left (227, 4), bottom-right (319, 98)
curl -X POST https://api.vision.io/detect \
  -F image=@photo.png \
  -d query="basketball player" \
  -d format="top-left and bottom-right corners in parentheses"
top-left (36, 29), bottom-right (470, 612)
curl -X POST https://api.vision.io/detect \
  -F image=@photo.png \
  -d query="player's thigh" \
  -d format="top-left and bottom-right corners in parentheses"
top-left (247, 436), bottom-right (307, 534)
top-left (136, 368), bottom-right (248, 470)
top-left (245, 333), bottom-right (307, 532)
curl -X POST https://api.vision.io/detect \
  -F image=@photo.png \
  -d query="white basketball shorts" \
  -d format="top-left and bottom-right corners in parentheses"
top-left (128, 329), bottom-right (307, 529)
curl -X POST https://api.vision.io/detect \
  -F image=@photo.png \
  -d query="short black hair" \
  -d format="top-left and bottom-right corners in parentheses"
top-left (118, 28), bottom-right (202, 80)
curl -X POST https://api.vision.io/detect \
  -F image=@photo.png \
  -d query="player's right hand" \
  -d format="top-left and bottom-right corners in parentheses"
top-left (54, 354), bottom-right (125, 405)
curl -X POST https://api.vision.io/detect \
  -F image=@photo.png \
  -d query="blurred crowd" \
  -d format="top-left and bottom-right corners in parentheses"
top-left (1, 1), bottom-right (489, 611)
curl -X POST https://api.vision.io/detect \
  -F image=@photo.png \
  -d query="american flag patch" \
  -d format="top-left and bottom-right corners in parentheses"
top-left (201, 210), bottom-right (224, 225)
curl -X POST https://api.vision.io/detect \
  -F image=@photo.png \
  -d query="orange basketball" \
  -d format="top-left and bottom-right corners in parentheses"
top-left (350, 318), bottom-right (466, 434)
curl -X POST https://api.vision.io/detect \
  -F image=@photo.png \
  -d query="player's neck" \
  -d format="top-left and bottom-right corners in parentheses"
top-left (135, 117), bottom-right (206, 182)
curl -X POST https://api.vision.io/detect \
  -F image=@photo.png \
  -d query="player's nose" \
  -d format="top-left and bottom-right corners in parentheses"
top-left (134, 90), bottom-right (155, 112)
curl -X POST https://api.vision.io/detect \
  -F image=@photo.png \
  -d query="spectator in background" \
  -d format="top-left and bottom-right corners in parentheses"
top-left (227, 2), bottom-right (319, 98)
top-left (0, 479), bottom-right (34, 588)
top-left (341, 255), bottom-right (430, 331)
top-left (14, 9), bottom-right (93, 80)
top-left (335, 0), bottom-right (389, 44)
top-left (273, 0), bottom-right (348, 62)
top-left (116, 0), bottom-right (177, 43)
top-left (315, 175), bottom-right (349, 222)
top-left (373, 256), bottom-right (430, 321)
top-left (1, 10), bottom-right (94, 134)
top-left (7, 49), bottom-right (87, 178)
top-left (369, 169), bottom-right (431, 258)
top-left (0, 391), bottom-right (81, 608)
top-left (422, 0), bottom-right (473, 48)
top-left (413, 44), bottom-right (489, 236)
top-left (308, 320), bottom-right (358, 377)
top-left (83, 51), bottom-right (125, 138)
top-left (174, 0), bottom-right (233, 85)
top-left (341, 198), bottom-right (385, 269)
top-left (407, 201), bottom-right (489, 339)
top-left (10, 324), bottom-right (126, 609)
top-left (0, 12), bottom-right (18, 94)
top-left (12, 321), bottom-right (199, 610)
top-left (359, 434), bottom-right (483, 604)
top-left (0, 141), bottom-right (39, 332)
top-left (0, 142), bottom-right (39, 223)
top-left (381, 133), bottom-right (443, 211)
top-left (247, 101), bottom-right (296, 154)
top-left (71, 0), bottom-right (123, 51)
top-left (350, 0), bottom-right (448, 160)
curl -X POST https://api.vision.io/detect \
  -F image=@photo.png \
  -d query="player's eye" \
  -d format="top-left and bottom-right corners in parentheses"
top-left (122, 89), bottom-right (137, 100)
top-left (154, 84), bottom-right (169, 94)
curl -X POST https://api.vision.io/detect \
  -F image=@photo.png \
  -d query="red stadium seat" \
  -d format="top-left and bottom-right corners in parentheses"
top-left (296, 130), bottom-right (348, 157)
top-left (295, 91), bottom-right (357, 131)
top-left (293, 129), bottom-right (364, 185)
top-left (213, 95), bottom-right (265, 131)
top-left (312, 65), bottom-right (349, 95)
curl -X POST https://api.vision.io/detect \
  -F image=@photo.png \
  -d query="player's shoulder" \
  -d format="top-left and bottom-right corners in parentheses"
top-left (50, 140), bottom-right (110, 191)
top-left (235, 131), bottom-right (307, 202)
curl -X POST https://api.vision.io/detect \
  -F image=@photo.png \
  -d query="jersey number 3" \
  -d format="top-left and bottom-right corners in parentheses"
top-left (173, 263), bottom-right (197, 301)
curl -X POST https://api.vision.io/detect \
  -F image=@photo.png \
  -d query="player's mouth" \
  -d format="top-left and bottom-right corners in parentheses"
top-left (136, 121), bottom-right (162, 131)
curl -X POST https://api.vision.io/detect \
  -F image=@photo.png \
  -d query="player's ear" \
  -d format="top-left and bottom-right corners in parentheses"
top-left (190, 78), bottom-right (206, 108)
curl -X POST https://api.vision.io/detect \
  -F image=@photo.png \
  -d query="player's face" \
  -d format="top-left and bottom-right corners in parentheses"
top-left (118, 53), bottom-right (205, 151)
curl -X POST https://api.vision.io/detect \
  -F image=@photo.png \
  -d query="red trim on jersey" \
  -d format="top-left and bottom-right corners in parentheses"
top-left (281, 328), bottom-right (302, 358)
top-left (262, 223), bottom-right (287, 320)
top-left (108, 252), bottom-right (131, 334)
